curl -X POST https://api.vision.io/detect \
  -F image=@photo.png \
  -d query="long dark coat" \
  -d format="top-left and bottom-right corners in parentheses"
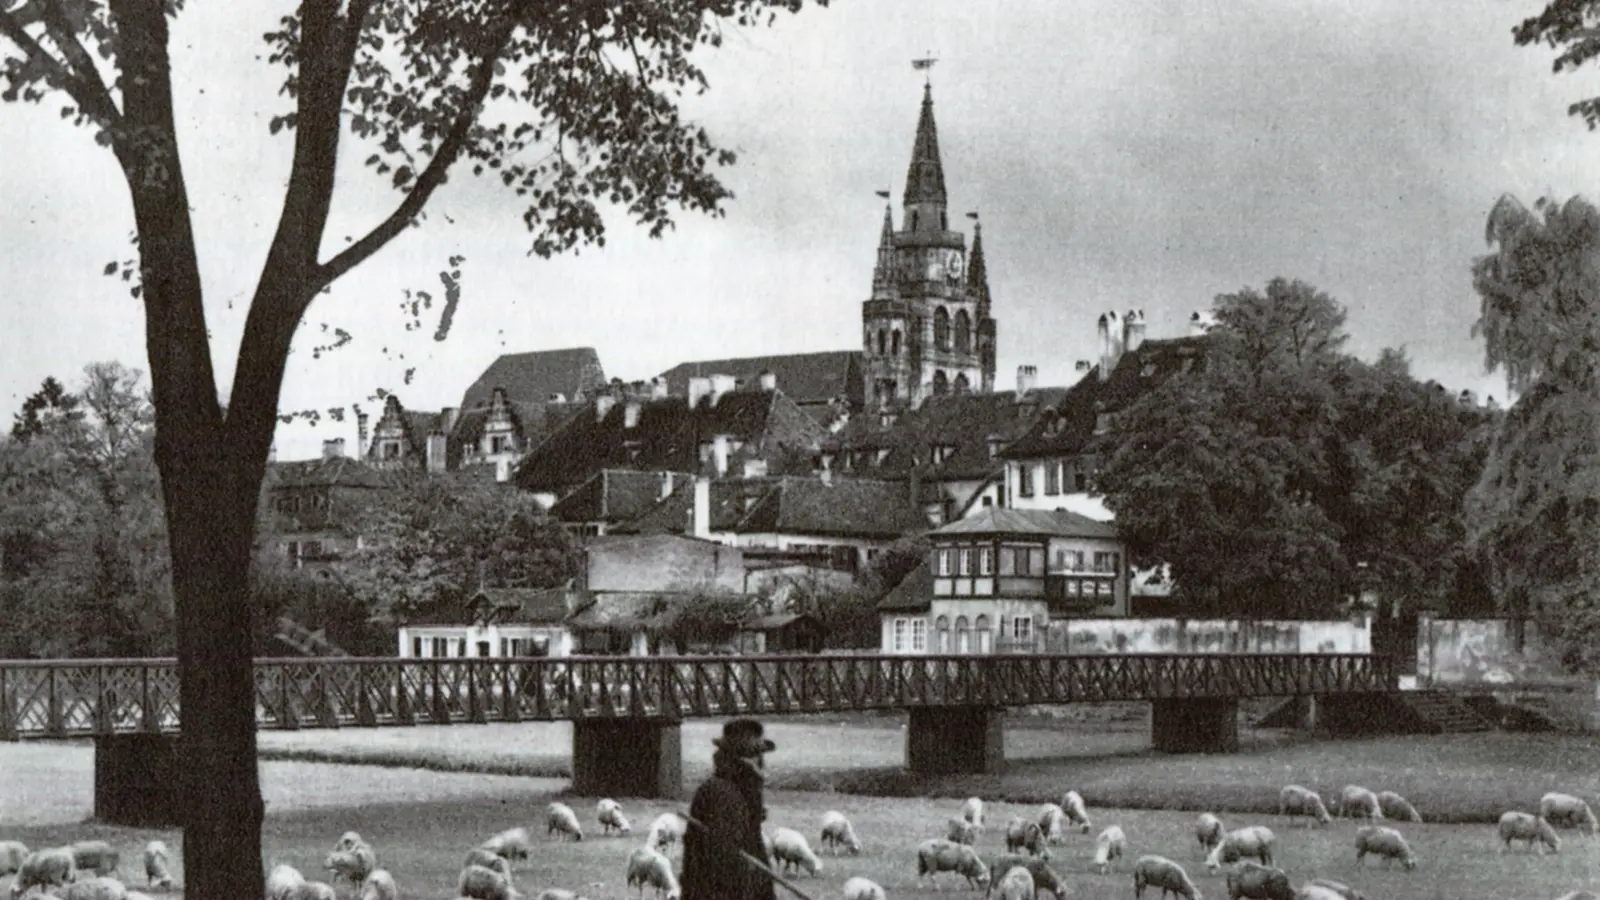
top-left (680, 750), bottom-right (777, 900)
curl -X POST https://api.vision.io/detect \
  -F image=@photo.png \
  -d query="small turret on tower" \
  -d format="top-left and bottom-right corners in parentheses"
top-left (871, 201), bottom-right (896, 297)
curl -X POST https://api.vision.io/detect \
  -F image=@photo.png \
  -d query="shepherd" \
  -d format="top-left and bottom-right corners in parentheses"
top-left (681, 718), bottom-right (780, 900)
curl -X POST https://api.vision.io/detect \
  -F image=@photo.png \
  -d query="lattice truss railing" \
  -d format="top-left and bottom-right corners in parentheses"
top-left (0, 653), bottom-right (1394, 737)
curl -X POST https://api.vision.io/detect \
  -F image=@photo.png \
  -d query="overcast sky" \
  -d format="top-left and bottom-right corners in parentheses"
top-left (3, 0), bottom-right (1597, 459)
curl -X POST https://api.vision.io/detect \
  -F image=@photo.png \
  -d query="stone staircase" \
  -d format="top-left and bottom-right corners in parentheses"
top-left (1394, 690), bottom-right (1495, 733)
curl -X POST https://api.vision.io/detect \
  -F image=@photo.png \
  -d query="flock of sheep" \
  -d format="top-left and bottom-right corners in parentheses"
top-left (0, 837), bottom-right (173, 900)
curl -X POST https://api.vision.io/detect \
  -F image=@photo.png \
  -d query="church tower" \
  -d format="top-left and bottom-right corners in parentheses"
top-left (862, 83), bottom-right (996, 411)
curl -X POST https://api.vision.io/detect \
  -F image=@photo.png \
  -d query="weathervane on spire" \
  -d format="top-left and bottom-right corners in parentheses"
top-left (911, 53), bottom-right (938, 86)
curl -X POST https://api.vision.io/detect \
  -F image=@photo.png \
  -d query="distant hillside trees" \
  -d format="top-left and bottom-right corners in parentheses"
top-left (1093, 278), bottom-right (1497, 618)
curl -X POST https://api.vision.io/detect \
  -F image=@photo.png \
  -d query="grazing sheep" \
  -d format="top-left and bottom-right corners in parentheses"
top-left (0, 842), bottom-right (28, 878)
top-left (266, 864), bottom-right (305, 900)
top-left (1204, 826), bottom-right (1275, 872)
top-left (287, 882), bottom-right (338, 900)
top-left (1132, 854), bottom-right (1201, 900)
top-left (325, 844), bottom-right (377, 893)
top-left (1540, 792), bottom-right (1598, 835)
top-left (597, 798), bottom-right (633, 836)
top-left (916, 838), bottom-right (991, 890)
top-left (334, 832), bottom-right (366, 852)
top-left (1278, 785), bottom-right (1332, 827)
top-left (1222, 861), bottom-right (1291, 900)
top-left (646, 813), bottom-right (688, 855)
top-left (12, 848), bottom-right (77, 900)
top-left (994, 865), bottom-right (1035, 900)
top-left (770, 827), bottom-right (824, 877)
top-left (841, 876), bottom-right (887, 900)
top-left (1303, 879), bottom-right (1368, 900)
top-left (963, 796), bottom-right (987, 827)
top-left (1376, 790), bottom-right (1423, 824)
top-left (1005, 817), bottom-right (1051, 858)
top-left (1354, 825), bottom-right (1417, 870)
top-left (548, 802), bottom-right (585, 842)
top-left (54, 877), bottom-right (128, 900)
top-left (458, 863), bottom-right (515, 900)
top-left (625, 846), bottom-right (680, 900)
top-left (984, 856), bottom-right (1067, 900)
top-left (1337, 786), bottom-right (1383, 821)
top-left (463, 848), bottom-right (510, 875)
top-left (1060, 790), bottom-right (1093, 834)
top-left (70, 841), bottom-right (119, 877)
top-left (481, 827), bottom-right (532, 861)
top-left (947, 817), bottom-right (982, 846)
top-left (1036, 803), bottom-right (1070, 844)
top-left (1295, 887), bottom-right (1345, 900)
top-left (141, 842), bottom-right (172, 890)
top-left (1094, 825), bottom-right (1126, 875)
top-left (1499, 811), bottom-right (1562, 854)
top-left (357, 870), bottom-right (397, 900)
top-left (125, 893), bottom-right (155, 900)
top-left (820, 810), bottom-right (862, 855)
top-left (1195, 814), bottom-right (1225, 854)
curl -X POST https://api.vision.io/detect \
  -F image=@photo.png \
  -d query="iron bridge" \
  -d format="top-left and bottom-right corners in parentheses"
top-left (0, 652), bottom-right (1394, 739)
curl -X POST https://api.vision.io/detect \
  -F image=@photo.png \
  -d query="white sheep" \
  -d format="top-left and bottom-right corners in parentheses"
top-left (12, 847), bottom-right (77, 900)
top-left (463, 847), bottom-right (510, 875)
top-left (125, 892), bottom-right (155, 900)
top-left (597, 799), bottom-right (633, 836)
top-left (1540, 792), bottom-right (1598, 835)
top-left (0, 842), bottom-right (28, 878)
top-left (548, 802), bottom-right (585, 842)
top-left (646, 813), bottom-right (687, 855)
top-left (947, 817), bottom-right (981, 846)
top-left (820, 810), bottom-right (862, 855)
top-left (266, 863), bottom-right (305, 900)
top-left (324, 843), bottom-right (377, 894)
top-left (994, 865), bottom-right (1035, 900)
top-left (535, 891), bottom-right (591, 900)
top-left (357, 869), bottom-right (397, 900)
top-left (1222, 861), bottom-right (1292, 900)
top-left (1094, 825), bottom-right (1126, 875)
top-left (334, 832), bottom-right (366, 852)
top-left (1376, 790), bottom-right (1423, 823)
top-left (1278, 785), bottom-right (1331, 826)
top-left (1004, 817), bottom-right (1050, 858)
top-left (54, 877), bottom-right (128, 900)
top-left (1205, 826), bottom-right (1275, 872)
top-left (984, 855), bottom-right (1067, 899)
top-left (1354, 825), bottom-right (1417, 869)
top-left (1303, 879), bottom-right (1368, 900)
top-left (458, 863), bottom-right (515, 900)
top-left (1061, 790), bottom-right (1093, 834)
top-left (626, 846), bottom-right (680, 900)
top-left (1499, 811), bottom-right (1562, 854)
top-left (1296, 886), bottom-right (1346, 900)
top-left (70, 841), bottom-right (119, 878)
top-left (1132, 854), bottom-right (1201, 900)
top-left (481, 827), bottom-right (532, 861)
top-left (1036, 803), bottom-right (1070, 844)
top-left (1195, 814), bottom-right (1225, 854)
top-left (287, 882), bottom-right (338, 900)
top-left (1337, 786), bottom-right (1383, 821)
top-left (916, 838), bottom-right (991, 890)
top-left (770, 827), bottom-right (823, 876)
top-left (141, 841), bottom-right (172, 890)
top-left (963, 796), bottom-right (987, 828)
top-left (841, 876), bottom-right (886, 900)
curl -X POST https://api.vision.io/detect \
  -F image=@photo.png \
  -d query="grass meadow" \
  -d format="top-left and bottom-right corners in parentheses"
top-left (4, 711), bottom-right (1600, 898)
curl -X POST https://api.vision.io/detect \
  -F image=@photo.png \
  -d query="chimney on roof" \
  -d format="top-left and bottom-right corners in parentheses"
top-left (495, 458), bottom-right (511, 483)
top-left (595, 394), bottom-right (617, 423)
top-left (1190, 309), bottom-right (1217, 337)
top-left (692, 476), bottom-right (711, 538)
top-left (712, 434), bottom-right (729, 478)
top-left (1124, 309), bottom-right (1147, 354)
top-left (426, 434), bottom-right (448, 473)
top-left (1016, 364), bottom-right (1037, 396)
top-left (356, 410), bottom-right (370, 458)
top-left (709, 373), bottom-right (737, 406)
top-left (758, 370), bottom-right (777, 392)
top-left (321, 437), bottom-right (346, 460)
top-left (650, 376), bottom-right (669, 401)
top-left (687, 376), bottom-right (711, 410)
top-left (440, 406), bottom-right (459, 435)
top-left (624, 399), bottom-right (641, 429)
top-left (1097, 311), bottom-right (1123, 383)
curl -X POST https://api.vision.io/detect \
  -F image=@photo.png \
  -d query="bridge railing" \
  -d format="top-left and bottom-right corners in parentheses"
top-left (0, 653), bottom-right (1395, 738)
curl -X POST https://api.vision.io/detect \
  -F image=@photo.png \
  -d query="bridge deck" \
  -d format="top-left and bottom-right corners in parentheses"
top-left (0, 653), bottom-right (1393, 739)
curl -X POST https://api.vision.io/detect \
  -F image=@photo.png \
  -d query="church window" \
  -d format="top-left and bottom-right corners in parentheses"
top-left (941, 211), bottom-right (948, 230)
top-left (953, 372), bottom-right (970, 395)
top-left (955, 310), bottom-right (972, 353)
top-left (933, 307), bottom-right (951, 351)
top-left (877, 330), bottom-right (887, 355)
top-left (383, 441), bottom-right (401, 459)
top-left (491, 435), bottom-right (508, 453)
top-left (892, 330), bottom-right (902, 356)
top-left (932, 370), bottom-right (949, 396)
top-left (910, 211), bottom-right (919, 231)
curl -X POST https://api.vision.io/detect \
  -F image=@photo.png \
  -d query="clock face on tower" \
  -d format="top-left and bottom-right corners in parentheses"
top-left (944, 249), bottom-right (965, 282)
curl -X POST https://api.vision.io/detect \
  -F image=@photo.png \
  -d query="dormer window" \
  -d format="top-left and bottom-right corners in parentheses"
top-left (1094, 413), bottom-right (1113, 436)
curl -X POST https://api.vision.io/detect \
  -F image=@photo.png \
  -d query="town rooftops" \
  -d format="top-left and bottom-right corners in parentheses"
top-left (548, 469), bottom-right (689, 525)
top-left (931, 506), bottom-right (1119, 540)
top-left (615, 476), bottom-right (930, 541)
top-left (829, 387), bottom-right (1068, 481)
top-left (657, 351), bottom-right (863, 409)
top-left (876, 563), bottom-right (934, 612)
top-left (459, 347), bottom-right (606, 411)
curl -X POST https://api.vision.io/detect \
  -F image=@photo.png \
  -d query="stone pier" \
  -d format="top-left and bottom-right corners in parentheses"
top-left (94, 734), bottom-right (183, 827)
top-left (1150, 698), bottom-right (1240, 753)
top-left (905, 706), bottom-right (1005, 775)
top-left (570, 719), bottom-right (683, 799)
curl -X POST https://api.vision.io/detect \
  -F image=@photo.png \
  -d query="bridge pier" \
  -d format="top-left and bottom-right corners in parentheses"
top-left (1151, 698), bottom-right (1239, 753)
top-left (94, 734), bottom-right (183, 827)
top-left (570, 719), bottom-right (682, 799)
top-left (905, 706), bottom-right (1005, 775)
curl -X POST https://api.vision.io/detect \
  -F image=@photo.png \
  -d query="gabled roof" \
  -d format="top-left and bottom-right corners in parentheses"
top-left (657, 351), bottom-right (862, 407)
top-left (548, 469), bottom-right (688, 524)
top-left (265, 457), bottom-right (408, 490)
top-left (615, 476), bottom-right (930, 541)
top-left (876, 563), bottom-right (933, 612)
top-left (469, 587), bottom-right (570, 625)
top-left (459, 347), bottom-right (606, 411)
top-left (1001, 336), bottom-right (1211, 460)
top-left (830, 388), bottom-right (1069, 482)
top-left (932, 506), bottom-right (1119, 540)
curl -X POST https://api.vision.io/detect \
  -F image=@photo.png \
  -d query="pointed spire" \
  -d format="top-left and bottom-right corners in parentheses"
top-left (968, 219), bottom-right (990, 319)
top-left (871, 202), bottom-right (896, 294)
top-left (902, 83), bottom-right (947, 222)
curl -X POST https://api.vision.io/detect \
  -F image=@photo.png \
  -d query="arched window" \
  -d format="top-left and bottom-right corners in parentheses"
top-left (935, 615), bottom-right (951, 654)
top-left (953, 373), bottom-right (971, 395)
top-left (975, 614), bottom-right (993, 654)
top-left (955, 616), bottom-right (971, 654)
top-left (955, 310), bottom-right (972, 353)
top-left (932, 370), bottom-right (949, 396)
top-left (877, 329), bottom-right (887, 355)
top-left (892, 330), bottom-right (902, 356)
top-left (933, 306), bottom-right (951, 351)
top-left (910, 211), bottom-right (920, 231)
